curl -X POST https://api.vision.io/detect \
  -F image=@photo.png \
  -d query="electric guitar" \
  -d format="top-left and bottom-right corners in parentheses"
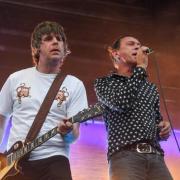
top-left (0, 103), bottom-right (103, 180)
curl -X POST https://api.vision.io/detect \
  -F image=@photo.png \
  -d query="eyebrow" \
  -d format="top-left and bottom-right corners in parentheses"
top-left (42, 34), bottom-right (62, 40)
top-left (127, 40), bottom-right (141, 46)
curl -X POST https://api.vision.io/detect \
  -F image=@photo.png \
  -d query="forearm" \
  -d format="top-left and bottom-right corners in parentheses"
top-left (94, 67), bottom-right (147, 111)
top-left (129, 66), bottom-right (147, 92)
top-left (95, 91), bottom-right (132, 112)
top-left (94, 79), bottom-right (134, 111)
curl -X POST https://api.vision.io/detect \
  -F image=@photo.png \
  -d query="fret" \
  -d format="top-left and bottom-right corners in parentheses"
top-left (12, 153), bottom-right (16, 162)
top-left (37, 136), bottom-right (43, 144)
top-left (23, 145), bottom-right (28, 154)
top-left (41, 133), bottom-right (47, 142)
top-left (18, 149), bottom-right (23, 158)
top-left (72, 103), bottom-right (103, 123)
top-left (20, 143), bottom-right (31, 156)
top-left (47, 131), bottom-right (52, 138)
top-left (41, 134), bottom-right (45, 142)
top-left (41, 128), bottom-right (58, 143)
top-left (43, 133), bottom-right (49, 141)
top-left (14, 149), bottom-right (22, 160)
top-left (20, 148), bottom-right (24, 157)
top-left (51, 127), bottom-right (57, 136)
top-left (96, 104), bottom-right (103, 114)
top-left (49, 127), bottom-right (57, 137)
top-left (15, 151), bottom-right (20, 159)
top-left (30, 142), bottom-right (35, 150)
top-left (7, 154), bottom-right (13, 166)
top-left (26, 142), bottom-right (32, 152)
top-left (33, 138), bottom-right (39, 148)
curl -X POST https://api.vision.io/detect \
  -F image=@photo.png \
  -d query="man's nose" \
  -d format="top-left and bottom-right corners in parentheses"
top-left (52, 37), bottom-right (59, 43)
top-left (135, 44), bottom-right (140, 50)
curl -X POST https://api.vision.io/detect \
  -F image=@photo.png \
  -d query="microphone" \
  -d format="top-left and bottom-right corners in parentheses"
top-left (145, 48), bottom-right (153, 55)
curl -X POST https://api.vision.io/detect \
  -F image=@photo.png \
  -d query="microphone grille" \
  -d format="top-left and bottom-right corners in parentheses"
top-left (146, 48), bottom-right (153, 55)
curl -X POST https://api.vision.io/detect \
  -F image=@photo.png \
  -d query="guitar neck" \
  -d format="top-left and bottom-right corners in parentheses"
top-left (70, 103), bottom-right (103, 123)
top-left (7, 127), bottom-right (58, 165)
top-left (7, 102), bottom-right (103, 165)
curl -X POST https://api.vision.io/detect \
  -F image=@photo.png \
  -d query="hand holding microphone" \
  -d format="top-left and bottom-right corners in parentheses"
top-left (144, 48), bottom-right (153, 55)
top-left (136, 46), bottom-right (152, 70)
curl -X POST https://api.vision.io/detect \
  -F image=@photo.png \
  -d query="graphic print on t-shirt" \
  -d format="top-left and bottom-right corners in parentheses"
top-left (16, 83), bottom-right (31, 104)
top-left (55, 87), bottom-right (69, 107)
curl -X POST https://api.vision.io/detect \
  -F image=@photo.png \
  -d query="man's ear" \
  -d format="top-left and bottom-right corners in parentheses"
top-left (113, 50), bottom-right (128, 64)
top-left (111, 50), bottom-right (120, 63)
top-left (32, 47), bottom-right (38, 56)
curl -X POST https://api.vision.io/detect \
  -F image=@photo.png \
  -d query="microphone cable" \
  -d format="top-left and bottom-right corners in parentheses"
top-left (151, 53), bottom-right (180, 152)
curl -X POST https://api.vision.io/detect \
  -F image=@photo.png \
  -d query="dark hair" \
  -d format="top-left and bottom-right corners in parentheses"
top-left (31, 21), bottom-right (70, 65)
top-left (111, 37), bottom-right (122, 50)
top-left (107, 36), bottom-right (123, 62)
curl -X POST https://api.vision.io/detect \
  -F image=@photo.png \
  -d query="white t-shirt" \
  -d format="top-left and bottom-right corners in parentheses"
top-left (0, 67), bottom-right (88, 160)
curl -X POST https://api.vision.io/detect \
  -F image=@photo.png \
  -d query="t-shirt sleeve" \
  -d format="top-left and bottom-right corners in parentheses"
top-left (0, 76), bottom-right (13, 117)
top-left (66, 80), bottom-right (88, 119)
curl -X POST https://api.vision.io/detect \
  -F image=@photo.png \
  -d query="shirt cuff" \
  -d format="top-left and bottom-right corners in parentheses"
top-left (62, 131), bottom-right (77, 144)
top-left (133, 67), bottom-right (147, 78)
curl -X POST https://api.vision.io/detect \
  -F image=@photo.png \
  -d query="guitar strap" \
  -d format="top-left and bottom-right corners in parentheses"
top-left (25, 72), bottom-right (66, 144)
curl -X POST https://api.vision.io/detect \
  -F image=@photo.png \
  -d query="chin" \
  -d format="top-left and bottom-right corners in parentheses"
top-left (48, 58), bottom-right (60, 66)
top-left (128, 60), bottom-right (136, 66)
top-left (132, 59), bottom-right (137, 65)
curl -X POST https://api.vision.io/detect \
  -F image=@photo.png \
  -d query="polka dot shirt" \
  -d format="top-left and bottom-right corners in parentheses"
top-left (94, 67), bottom-right (163, 159)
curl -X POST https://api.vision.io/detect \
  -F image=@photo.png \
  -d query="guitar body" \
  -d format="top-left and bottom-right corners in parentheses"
top-left (0, 141), bottom-right (23, 180)
top-left (0, 162), bottom-right (18, 180)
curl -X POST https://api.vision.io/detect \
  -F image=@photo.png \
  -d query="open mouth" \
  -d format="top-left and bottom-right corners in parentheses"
top-left (50, 49), bottom-right (60, 54)
top-left (132, 52), bottom-right (137, 56)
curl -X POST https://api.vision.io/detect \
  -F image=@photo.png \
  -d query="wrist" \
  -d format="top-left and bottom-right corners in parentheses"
top-left (136, 64), bottom-right (147, 70)
top-left (62, 131), bottom-right (77, 144)
top-left (133, 66), bottom-right (148, 78)
top-left (59, 127), bottom-right (73, 136)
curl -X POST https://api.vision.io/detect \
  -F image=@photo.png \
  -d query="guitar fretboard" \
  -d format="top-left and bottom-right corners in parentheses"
top-left (6, 102), bottom-right (103, 166)
top-left (7, 127), bottom-right (58, 165)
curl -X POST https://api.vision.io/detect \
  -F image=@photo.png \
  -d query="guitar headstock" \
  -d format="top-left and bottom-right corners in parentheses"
top-left (71, 103), bottom-right (103, 123)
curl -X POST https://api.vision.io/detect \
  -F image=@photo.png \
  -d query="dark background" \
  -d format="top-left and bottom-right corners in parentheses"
top-left (0, 0), bottom-right (180, 129)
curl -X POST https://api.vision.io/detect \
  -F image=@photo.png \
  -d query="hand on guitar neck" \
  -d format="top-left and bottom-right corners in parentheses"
top-left (0, 103), bottom-right (103, 180)
top-left (57, 119), bottom-right (73, 135)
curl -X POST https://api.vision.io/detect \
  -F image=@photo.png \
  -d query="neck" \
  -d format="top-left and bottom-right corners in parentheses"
top-left (37, 59), bottom-right (63, 74)
top-left (36, 65), bottom-right (60, 74)
top-left (116, 63), bottom-right (135, 77)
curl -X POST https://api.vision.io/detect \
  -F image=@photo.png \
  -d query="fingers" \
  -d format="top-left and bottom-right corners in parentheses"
top-left (159, 129), bottom-right (170, 140)
top-left (136, 46), bottom-right (149, 69)
top-left (158, 121), bottom-right (170, 131)
top-left (160, 124), bottom-right (171, 133)
top-left (158, 121), bottom-right (171, 140)
top-left (57, 119), bottom-right (73, 135)
top-left (141, 46), bottom-right (149, 53)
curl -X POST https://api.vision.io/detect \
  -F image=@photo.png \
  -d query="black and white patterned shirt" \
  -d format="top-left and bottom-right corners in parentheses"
top-left (94, 67), bottom-right (163, 159)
